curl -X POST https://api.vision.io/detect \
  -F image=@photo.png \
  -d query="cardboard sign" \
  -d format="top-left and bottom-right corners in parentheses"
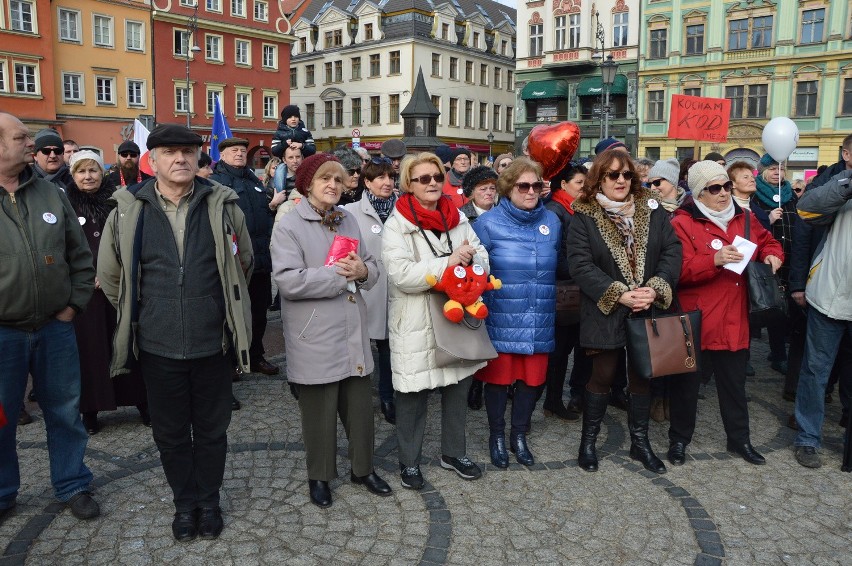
top-left (667, 95), bottom-right (731, 143)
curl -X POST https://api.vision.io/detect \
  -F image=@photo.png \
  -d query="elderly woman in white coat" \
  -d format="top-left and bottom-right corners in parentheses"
top-left (382, 152), bottom-right (489, 490)
top-left (272, 153), bottom-right (391, 508)
top-left (343, 157), bottom-right (397, 424)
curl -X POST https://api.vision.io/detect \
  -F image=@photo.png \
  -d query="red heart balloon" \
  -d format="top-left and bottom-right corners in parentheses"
top-left (527, 122), bottom-right (581, 181)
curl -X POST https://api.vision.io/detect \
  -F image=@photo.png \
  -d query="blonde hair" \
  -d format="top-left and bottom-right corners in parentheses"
top-left (398, 152), bottom-right (445, 193)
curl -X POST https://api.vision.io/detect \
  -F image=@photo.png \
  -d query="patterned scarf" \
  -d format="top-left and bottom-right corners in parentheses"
top-left (596, 192), bottom-right (637, 282)
top-left (307, 201), bottom-right (345, 232)
top-left (366, 191), bottom-right (397, 223)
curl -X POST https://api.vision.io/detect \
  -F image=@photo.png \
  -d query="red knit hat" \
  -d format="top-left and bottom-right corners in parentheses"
top-left (295, 153), bottom-right (340, 196)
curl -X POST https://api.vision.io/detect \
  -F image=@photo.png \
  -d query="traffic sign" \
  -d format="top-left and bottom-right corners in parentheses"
top-left (351, 128), bottom-right (361, 138)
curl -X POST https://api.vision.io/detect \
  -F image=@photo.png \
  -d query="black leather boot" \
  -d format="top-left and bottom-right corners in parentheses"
top-left (484, 384), bottom-right (508, 467)
top-left (467, 380), bottom-right (483, 410)
top-left (578, 392), bottom-right (608, 472)
top-left (628, 393), bottom-right (667, 474)
top-left (510, 382), bottom-right (539, 466)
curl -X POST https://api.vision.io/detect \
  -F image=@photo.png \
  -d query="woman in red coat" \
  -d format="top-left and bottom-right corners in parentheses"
top-left (669, 161), bottom-right (783, 466)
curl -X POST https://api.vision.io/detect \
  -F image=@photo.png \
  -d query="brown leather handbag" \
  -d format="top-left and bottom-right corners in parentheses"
top-left (626, 306), bottom-right (702, 379)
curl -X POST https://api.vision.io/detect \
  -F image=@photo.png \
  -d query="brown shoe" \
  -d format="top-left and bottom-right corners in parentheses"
top-left (250, 358), bottom-right (279, 375)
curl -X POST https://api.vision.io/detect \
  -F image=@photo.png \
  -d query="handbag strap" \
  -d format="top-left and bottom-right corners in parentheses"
top-left (744, 208), bottom-right (750, 240)
top-left (679, 314), bottom-right (695, 361)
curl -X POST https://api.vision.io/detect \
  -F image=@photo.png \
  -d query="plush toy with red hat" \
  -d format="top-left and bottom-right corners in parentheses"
top-left (426, 264), bottom-right (502, 323)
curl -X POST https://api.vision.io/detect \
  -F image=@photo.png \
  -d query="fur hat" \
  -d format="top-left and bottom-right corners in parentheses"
top-left (687, 160), bottom-right (729, 197)
top-left (648, 158), bottom-right (680, 187)
top-left (295, 153), bottom-right (340, 195)
top-left (69, 150), bottom-right (105, 174)
top-left (281, 105), bottom-right (301, 120)
top-left (461, 166), bottom-right (498, 197)
top-left (381, 139), bottom-right (407, 159)
top-left (34, 129), bottom-right (63, 152)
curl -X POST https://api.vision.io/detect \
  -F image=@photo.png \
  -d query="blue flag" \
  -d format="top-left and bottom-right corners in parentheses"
top-left (210, 96), bottom-right (232, 162)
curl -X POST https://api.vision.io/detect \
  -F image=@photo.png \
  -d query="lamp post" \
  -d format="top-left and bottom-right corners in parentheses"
top-left (592, 11), bottom-right (606, 138)
top-left (184, 3), bottom-right (201, 128)
top-left (487, 131), bottom-right (494, 162)
top-left (600, 54), bottom-right (618, 139)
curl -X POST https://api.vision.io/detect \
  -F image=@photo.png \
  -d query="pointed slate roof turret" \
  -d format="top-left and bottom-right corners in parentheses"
top-left (401, 67), bottom-right (443, 150)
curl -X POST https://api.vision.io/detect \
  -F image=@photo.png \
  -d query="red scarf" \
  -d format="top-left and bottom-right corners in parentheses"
top-left (550, 189), bottom-right (575, 215)
top-left (395, 193), bottom-right (461, 232)
top-left (119, 168), bottom-right (143, 187)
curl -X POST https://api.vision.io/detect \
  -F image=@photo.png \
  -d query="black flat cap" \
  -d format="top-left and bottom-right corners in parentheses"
top-left (146, 124), bottom-right (203, 150)
top-left (381, 139), bottom-right (407, 159)
top-left (218, 137), bottom-right (249, 150)
top-left (117, 140), bottom-right (141, 155)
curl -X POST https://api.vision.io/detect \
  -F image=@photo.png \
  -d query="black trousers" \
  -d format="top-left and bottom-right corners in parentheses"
top-left (140, 351), bottom-right (233, 512)
top-left (586, 348), bottom-right (649, 396)
top-left (248, 272), bottom-right (272, 361)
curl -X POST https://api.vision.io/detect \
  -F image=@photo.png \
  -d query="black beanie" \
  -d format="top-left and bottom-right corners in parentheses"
top-left (461, 166), bottom-right (498, 197)
top-left (281, 105), bottom-right (301, 120)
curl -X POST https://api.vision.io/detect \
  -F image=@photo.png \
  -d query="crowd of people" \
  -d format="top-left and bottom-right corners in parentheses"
top-left (2, 106), bottom-right (851, 542)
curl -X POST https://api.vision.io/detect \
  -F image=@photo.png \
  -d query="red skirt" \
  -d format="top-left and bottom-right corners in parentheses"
top-left (474, 352), bottom-right (549, 387)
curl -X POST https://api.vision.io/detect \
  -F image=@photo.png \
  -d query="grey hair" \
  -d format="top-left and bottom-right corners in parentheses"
top-left (634, 158), bottom-right (655, 168)
top-left (332, 147), bottom-right (362, 171)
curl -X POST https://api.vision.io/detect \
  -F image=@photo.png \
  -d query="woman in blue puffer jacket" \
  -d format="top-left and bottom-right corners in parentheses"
top-left (472, 157), bottom-right (561, 468)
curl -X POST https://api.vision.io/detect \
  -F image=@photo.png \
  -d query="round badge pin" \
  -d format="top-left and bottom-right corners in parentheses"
top-left (255, 186), bottom-right (264, 192)
top-left (772, 194), bottom-right (780, 202)
top-left (453, 266), bottom-right (466, 278)
top-left (472, 264), bottom-right (484, 276)
top-left (457, 188), bottom-right (464, 194)
top-left (648, 199), bottom-right (659, 210)
top-left (43, 212), bottom-right (57, 224)
top-left (371, 224), bottom-right (382, 234)
top-left (78, 216), bottom-right (86, 226)
top-left (539, 225), bottom-right (550, 236)
top-left (93, 231), bottom-right (100, 238)
top-left (711, 238), bottom-right (723, 250)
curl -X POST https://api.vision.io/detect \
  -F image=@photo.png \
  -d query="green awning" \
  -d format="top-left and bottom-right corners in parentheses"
top-left (576, 74), bottom-right (628, 97)
top-left (521, 80), bottom-right (568, 100)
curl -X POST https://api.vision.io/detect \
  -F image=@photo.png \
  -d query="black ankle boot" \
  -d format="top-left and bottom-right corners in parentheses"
top-left (578, 392), bottom-right (609, 472)
top-left (484, 383), bottom-right (508, 465)
top-left (489, 433), bottom-right (509, 468)
top-left (509, 382), bottom-right (539, 466)
top-left (628, 394), bottom-right (666, 474)
top-left (509, 432), bottom-right (534, 466)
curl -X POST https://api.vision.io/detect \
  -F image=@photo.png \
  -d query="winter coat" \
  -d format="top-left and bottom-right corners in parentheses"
top-left (270, 120), bottom-right (316, 159)
top-left (805, 160), bottom-right (848, 191)
top-left (97, 177), bottom-right (254, 375)
top-left (271, 198), bottom-right (378, 384)
top-left (672, 198), bottom-right (783, 351)
top-left (0, 166), bottom-right (94, 330)
top-left (473, 198), bottom-right (560, 354)
top-left (382, 209), bottom-right (489, 393)
top-left (106, 168), bottom-right (153, 189)
top-left (274, 186), bottom-right (302, 224)
top-left (567, 188), bottom-right (681, 350)
top-left (209, 161), bottom-right (274, 273)
top-left (796, 169), bottom-right (852, 321)
top-left (342, 194), bottom-right (391, 340)
top-left (546, 198), bottom-right (574, 281)
top-left (459, 201), bottom-right (479, 223)
top-left (751, 193), bottom-right (799, 286)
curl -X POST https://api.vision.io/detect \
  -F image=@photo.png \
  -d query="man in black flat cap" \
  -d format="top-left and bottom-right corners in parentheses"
top-left (32, 128), bottom-right (73, 191)
top-left (107, 140), bottom-right (152, 188)
top-left (98, 123), bottom-right (253, 542)
top-left (381, 138), bottom-right (407, 191)
top-left (209, 137), bottom-right (279, 376)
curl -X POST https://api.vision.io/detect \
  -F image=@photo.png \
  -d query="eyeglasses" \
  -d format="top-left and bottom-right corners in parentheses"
top-left (515, 181), bottom-right (544, 193)
top-left (605, 170), bottom-right (634, 182)
top-left (346, 168), bottom-right (360, 176)
top-left (412, 173), bottom-right (445, 185)
top-left (370, 157), bottom-right (392, 165)
top-left (119, 152), bottom-right (139, 158)
top-left (649, 179), bottom-right (666, 187)
top-left (39, 148), bottom-right (62, 156)
top-left (704, 181), bottom-right (734, 195)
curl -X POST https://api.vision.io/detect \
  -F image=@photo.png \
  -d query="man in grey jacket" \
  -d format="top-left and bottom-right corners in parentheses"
top-left (793, 167), bottom-right (852, 468)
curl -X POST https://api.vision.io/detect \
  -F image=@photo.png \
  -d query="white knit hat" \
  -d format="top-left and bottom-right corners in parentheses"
top-left (687, 160), bottom-right (728, 198)
top-left (647, 158), bottom-right (680, 187)
top-left (69, 150), bottom-right (105, 174)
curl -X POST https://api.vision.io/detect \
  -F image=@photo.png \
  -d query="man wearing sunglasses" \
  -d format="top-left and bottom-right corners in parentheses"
top-left (107, 140), bottom-right (152, 189)
top-left (32, 128), bottom-right (74, 192)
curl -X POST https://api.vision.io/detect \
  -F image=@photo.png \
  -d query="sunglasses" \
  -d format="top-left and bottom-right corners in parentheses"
top-left (39, 148), bottom-right (62, 156)
top-left (412, 172), bottom-right (445, 185)
top-left (370, 157), bottom-right (392, 165)
top-left (649, 179), bottom-right (666, 187)
top-left (119, 151), bottom-right (139, 158)
top-left (704, 181), bottom-right (734, 195)
top-left (605, 170), bottom-right (634, 182)
top-left (346, 168), bottom-right (360, 176)
top-left (515, 181), bottom-right (544, 193)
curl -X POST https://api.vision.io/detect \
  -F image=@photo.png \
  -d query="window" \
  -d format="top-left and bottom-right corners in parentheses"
top-left (305, 103), bottom-right (315, 130)
top-left (324, 29), bottom-right (343, 48)
top-left (207, 89), bottom-right (223, 114)
top-left (685, 24), bottom-right (704, 55)
top-left (432, 95), bottom-right (441, 123)
top-left (14, 63), bottom-right (37, 94)
top-left (529, 23), bottom-right (543, 56)
top-left (464, 100), bottom-right (473, 128)
top-left (753, 16), bottom-right (773, 48)
top-left (124, 79), bottom-right (144, 107)
top-left (262, 45), bottom-right (277, 69)
top-left (95, 76), bottom-right (115, 105)
top-left (431, 53), bottom-right (441, 77)
top-left (747, 84), bottom-right (768, 118)
top-left (465, 61), bottom-right (473, 83)
top-left (207, 0), bottom-right (222, 12)
top-left (93, 15), bottom-right (114, 48)
top-left (263, 94), bottom-right (277, 118)
top-left (505, 106), bottom-right (513, 132)
top-left (324, 101), bottom-right (333, 126)
top-left (351, 57), bottom-right (361, 80)
top-left (364, 23), bottom-right (373, 41)
top-left (126, 21), bottom-right (144, 51)
top-left (728, 19), bottom-right (748, 50)
top-left (330, 61), bottom-right (340, 82)
top-left (174, 29), bottom-right (190, 56)
top-left (479, 102), bottom-right (487, 129)
top-left (507, 70), bottom-right (514, 90)
top-left (650, 29), bottom-right (667, 59)
top-left (231, 0), bottom-right (246, 18)
top-left (441, 23), bottom-right (449, 40)
top-left (390, 51), bottom-right (401, 74)
top-left (472, 32), bottom-right (480, 48)
top-left (683, 87), bottom-right (701, 97)
top-left (10, 1), bottom-right (35, 33)
top-left (62, 73), bottom-right (83, 103)
top-left (235, 40), bottom-right (251, 65)
top-left (449, 98), bottom-right (459, 126)
top-left (568, 14), bottom-right (580, 49)
top-left (369, 54), bottom-right (380, 77)
top-left (795, 81), bottom-right (818, 116)
top-left (370, 96), bottom-right (380, 124)
top-left (305, 64), bottom-right (315, 86)
top-left (647, 90), bottom-right (664, 121)
top-left (613, 13), bottom-right (628, 47)
top-left (493, 105), bottom-right (501, 131)
top-left (351, 98), bottom-right (361, 125)
top-left (479, 64), bottom-right (488, 86)
top-left (801, 9), bottom-right (824, 44)
top-left (555, 16), bottom-right (567, 50)
top-left (843, 78), bottom-right (852, 115)
top-left (449, 57), bottom-right (458, 80)
top-left (725, 85), bottom-right (744, 118)
top-left (389, 94), bottom-right (400, 123)
top-left (494, 67), bottom-right (501, 89)
top-left (299, 37), bottom-right (307, 53)
top-left (206, 35), bottom-right (223, 62)
top-left (254, 0), bottom-right (268, 22)
top-left (236, 91), bottom-right (251, 117)
top-left (335, 100), bottom-right (343, 127)
top-left (501, 40), bottom-right (508, 55)
top-left (58, 9), bottom-right (80, 42)
top-left (289, 68), bottom-right (297, 88)
top-left (324, 62), bottom-right (333, 84)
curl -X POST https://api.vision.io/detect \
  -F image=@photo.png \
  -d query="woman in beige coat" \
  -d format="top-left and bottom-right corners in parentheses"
top-left (382, 152), bottom-right (489, 490)
top-left (271, 153), bottom-right (391, 508)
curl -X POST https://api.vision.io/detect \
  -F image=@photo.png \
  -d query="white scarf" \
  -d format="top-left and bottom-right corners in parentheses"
top-left (694, 198), bottom-right (735, 232)
top-left (733, 194), bottom-right (751, 210)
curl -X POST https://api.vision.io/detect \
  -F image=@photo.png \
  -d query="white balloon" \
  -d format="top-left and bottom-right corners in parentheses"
top-left (761, 117), bottom-right (799, 163)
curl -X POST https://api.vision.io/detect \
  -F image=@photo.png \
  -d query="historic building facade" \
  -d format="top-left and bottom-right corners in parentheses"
top-left (289, 0), bottom-right (517, 160)
top-left (638, 0), bottom-right (852, 172)
top-left (514, 0), bottom-right (640, 158)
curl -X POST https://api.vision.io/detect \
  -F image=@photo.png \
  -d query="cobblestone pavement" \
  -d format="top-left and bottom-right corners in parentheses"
top-left (2, 316), bottom-right (851, 565)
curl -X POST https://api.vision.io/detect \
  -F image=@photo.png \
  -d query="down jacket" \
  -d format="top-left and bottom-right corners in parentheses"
top-left (567, 188), bottom-right (681, 350)
top-left (382, 209), bottom-right (489, 393)
top-left (473, 198), bottom-right (560, 354)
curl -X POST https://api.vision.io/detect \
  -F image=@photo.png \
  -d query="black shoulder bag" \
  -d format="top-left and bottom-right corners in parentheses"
top-left (744, 212), bottom-right (787, 327)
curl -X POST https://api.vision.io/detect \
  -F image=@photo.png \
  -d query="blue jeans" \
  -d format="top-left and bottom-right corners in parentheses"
top-left (0, 319), bottom-right (93, 509)
top-left (794, 308), bottom-right (852, 448)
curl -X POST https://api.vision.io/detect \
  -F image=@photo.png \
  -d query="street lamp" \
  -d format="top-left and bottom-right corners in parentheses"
top-left (184, 3), bottom-right (201, 128)
top-left (600, 54), bottom-right (618, 139)
top-left (487, 131), bottom-right (494, 162)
